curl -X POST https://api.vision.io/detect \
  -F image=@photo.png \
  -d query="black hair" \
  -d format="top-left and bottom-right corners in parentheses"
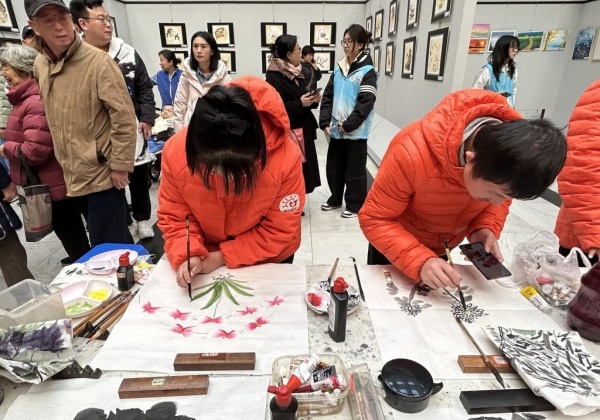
top-left (470, 119), bottom-right (566, 200)
top-left (343, 24), bottom-right (374, 51)
top-left (158, 49), bottom-right (181, 67)
top-left (488, 35), bottom-right (519, 81)
top-left (269, 34), bottom-right (298, 60)
top-left (301, 45), bottom-right (315, 57)
top-left (69, 0), bottom-right (104, 29)
top-left (186, 85), bottom-right (267, 196)
top-left (189, 31), bottom-right (220, 72)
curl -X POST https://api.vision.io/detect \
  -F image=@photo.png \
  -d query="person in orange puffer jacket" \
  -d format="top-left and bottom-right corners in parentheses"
top-left (158, 77), bottom-right (305, 288)
top-left (359, 89), bottom-right (567, 289)
top-left (554, 78), bottom-right (600, 267)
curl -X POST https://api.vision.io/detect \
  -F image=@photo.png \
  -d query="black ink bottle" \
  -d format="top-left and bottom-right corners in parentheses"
top-left (117, 252), bottom-right (134, 292)
top-left (269, 385), bottom-right (298, 420)
top-left (328, 276), bottom-right (348, 342)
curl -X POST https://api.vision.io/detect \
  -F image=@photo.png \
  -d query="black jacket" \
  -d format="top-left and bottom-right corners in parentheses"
top-left (0, 165), bottom-right (22, 238)
top-left (300, 61), bottom-right (322, 91)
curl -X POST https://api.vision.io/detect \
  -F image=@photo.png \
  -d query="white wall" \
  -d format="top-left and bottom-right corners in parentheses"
top-left (105, 0), bottom-right (132, 45)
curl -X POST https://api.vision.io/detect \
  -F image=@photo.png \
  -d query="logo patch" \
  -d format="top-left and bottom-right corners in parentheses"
top-left (279, 194), bottom-right (300, 212)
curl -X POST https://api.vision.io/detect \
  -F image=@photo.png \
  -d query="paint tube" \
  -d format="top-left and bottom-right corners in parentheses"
top-left (383, 269), bottom-right (393, 285)
top-left (286, 354), bottom-right (320, 392)
top-left (293, 366), bottom-right (340, 393)
top-left (520, 285), bottom-right (552, 314)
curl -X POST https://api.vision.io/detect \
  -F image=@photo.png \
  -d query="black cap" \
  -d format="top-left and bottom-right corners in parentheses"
top-left (21, 25), bottom-right (34, 40)
top-left (24, 0), bottom-right (68, 18)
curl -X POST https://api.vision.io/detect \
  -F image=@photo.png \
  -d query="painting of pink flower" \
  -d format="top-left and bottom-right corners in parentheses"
top-left (142, 302), bottom-right (161, 314)
top-left (248, 317), bottom-right (269, 330)
top-left (266, 296), bottom-right (285, 307)
top-left (201, 316), bottom-right (224, 324)
top-left (169, 309), bottom-right (191, 320)
top-left (212, 329), bottom-right (237, 339)
top-left (237, 305), bottom-right (259, 316)
top-left (171, 324), bottom-right (194, 337)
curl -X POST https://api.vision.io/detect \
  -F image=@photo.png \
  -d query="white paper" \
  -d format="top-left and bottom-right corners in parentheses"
top-left (4, 376), bottom-right (268, 420)
top-left (92, 260), bottom-right (309, 374)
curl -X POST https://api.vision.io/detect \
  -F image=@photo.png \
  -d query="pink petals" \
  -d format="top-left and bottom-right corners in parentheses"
top-left (248, 317), bottom-right (269, 330)
top-left (169, 309), bottom-right (191, 320)
top-left (266, 296), bottom-right (285, 307)
top-left (170, 324), bottom-right (194, 337)
top-left (212, 329), bottom-right (237, 339)
top-left (201, 316), bottom-right (224, 324)
top-left (237, 305), bottom-right (259, 316)
top-left (142, 301), bottom-right (161, 314)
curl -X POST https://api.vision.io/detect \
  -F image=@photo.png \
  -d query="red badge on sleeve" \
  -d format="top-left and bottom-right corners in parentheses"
top-left (279, 194), bottom-right (300, 212)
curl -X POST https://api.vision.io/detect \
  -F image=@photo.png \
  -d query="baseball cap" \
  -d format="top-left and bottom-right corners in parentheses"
top-left (21, 25), bottom-right (34, 39)
top-left (24, 0), bottom-right (68, 18)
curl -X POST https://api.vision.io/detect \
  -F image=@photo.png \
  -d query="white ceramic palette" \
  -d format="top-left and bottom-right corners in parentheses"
top-left (60, 280), bottom-right (114, 318)
top-left (84, 249), bottom-right (138, 275)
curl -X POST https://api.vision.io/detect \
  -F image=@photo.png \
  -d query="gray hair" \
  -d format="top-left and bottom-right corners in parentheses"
top-left (0, 45), bottom-right (38, 76)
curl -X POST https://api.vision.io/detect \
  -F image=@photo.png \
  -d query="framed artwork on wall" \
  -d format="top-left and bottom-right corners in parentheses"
top-left (487, 30), bottom-right (516, 52)
top-left (572, 28), bottom-right (596, 60)
top-left (402, 36), bottom-right (416, 79)
top-left (385, 41), bottom-right (395, 76)
top-left (261, 22), bottom-right (287, 47)
top-left (591, 28), bottom-right (600, 61)
top-left (374, 9), bottom-right (384, 41)
top-left (0, 0), bottom-right (18, 32)
top-left (388, 1), bottom-right (398, 36)
top-left (173, 51), bottom-right (188, 64)
top-left (208, 22), bottom-right (235, 47)
top-left (310, 22), bottom-right (336, 47)
top-left (373, 45), bottom-right (381, 74)
top-left (110, 16), bottom-right (118, 37)
top-left (366, 16), bottom-right (373, 34)
top-left (406, 0), bottom-right (421, 30)
top-left (517, 31), bottom-right (544, 52)
top-left (541, 30), bottom-right (569, 51)
top-left (159, 23), bottom-right (187, 48)
top-left (425, 27), bottom-right (449, 81)
top-left (469, 24), bottom-right (490, 54)
top-left (431, 0), bottom-right (452, 23)
top-left (262, 50), bottom-right (274, 74)
top-left (314, 51), bottom-right (335, 73)
top-left (220, 51), bottom-right (237, 73)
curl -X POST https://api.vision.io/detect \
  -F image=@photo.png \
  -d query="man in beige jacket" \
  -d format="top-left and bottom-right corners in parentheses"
top-left (26, 0), bottom-right (136, 246)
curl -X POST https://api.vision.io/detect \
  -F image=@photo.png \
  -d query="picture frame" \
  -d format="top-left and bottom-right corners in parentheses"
top-left (109, 16), bottom-right (118, 37)
top-left (388, 1), bottom-right (398, 36)
top-left (310, 22), bottom-right (336, 47)
top-left (374, 9), bottom-right (384, 41)
top-left (159, 23), bottom-right (187, 48)
top-left (261, 50), bottom-right (274, 74)
top-left (373, 45), bottom-right (381, 74)
top-left (385, 41), bottom-right (395, 76)
top-left (401, 36), bottom-right (417, 79)
top-left (431, 0), bottom-right (452, 23)
top-left (0, 0), bottom-right (18, 32)
top-left (314, 51), bottom-right (335, 73)
top-left (208, 22), bottom-right (235, 47)
top-left (517, 31), bottom-right (544, 52)
top-left (220, 51), bottom-right (237, 74)
top-left (173, 51), bottom-right (188, 64)
top-left (572, 28), bottom-right (595, 60)
top-left (541, 29), bottom-right (569, 51)
top-left (487, 30), bottom-right (516, 52)
top-left (406, 0), bottom-right (421, 31)
top-left (591, 28), bottom-right (600, 61)
top-left (366, 16), bottom-right (373, 34)
top-left (261, 22), bottom-right (287, 47)
top-left (425, 27), bottom-right (449, 81)
top-left (469, 23), bottom-right (490, 54)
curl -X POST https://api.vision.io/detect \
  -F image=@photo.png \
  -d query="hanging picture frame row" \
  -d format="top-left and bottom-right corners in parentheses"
top-left (261, 50), bottom-right (335, 74)
top-left (0, 0), bottom-right (18, 32)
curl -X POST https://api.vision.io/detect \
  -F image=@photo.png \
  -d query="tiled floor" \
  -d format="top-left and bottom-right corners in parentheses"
top-left (0, 130), bottom-right (561, 290)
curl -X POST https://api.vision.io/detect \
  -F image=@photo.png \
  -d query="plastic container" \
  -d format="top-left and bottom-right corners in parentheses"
top-left (0, 280), bottom-right (66, 329)
top-left (271, 354), bottom-right (348, 416)
top-left (347, 363), bottom-right (385, 420)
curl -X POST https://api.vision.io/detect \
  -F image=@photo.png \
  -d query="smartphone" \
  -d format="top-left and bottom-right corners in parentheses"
top-left (309, 87), bottom-right (322, 96)
top-left (458, 242), bottom-right (512, 280)
top-left (500, 92), bottom-right (512, 98)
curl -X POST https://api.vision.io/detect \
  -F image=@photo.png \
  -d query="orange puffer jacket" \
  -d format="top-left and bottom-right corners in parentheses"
top-left (359, 89), bottom-right (520, 280)
top-left (554, 78), bottom-right (600, 252)
top-left (157, 76), bottom-right (305, 271)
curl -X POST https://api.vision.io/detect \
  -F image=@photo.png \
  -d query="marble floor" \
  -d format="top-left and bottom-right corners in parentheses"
top-left (0, 130), bottom-right (561, 290)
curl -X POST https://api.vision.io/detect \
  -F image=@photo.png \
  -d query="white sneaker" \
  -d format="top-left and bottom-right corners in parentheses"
top-left (128, 221), bottom-right (138, 238)
top-left (341, 211), bottom-right (358, 218)
top-left (137, 220), bottom-right (155, 239)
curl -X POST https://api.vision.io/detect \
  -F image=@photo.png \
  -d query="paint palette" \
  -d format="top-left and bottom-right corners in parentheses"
top-left (305, 281), bottom-right (360, 315)
top-left (60, 280), bottom-right (114, 318)
top-left (84, 249), bottom-right (138, 275)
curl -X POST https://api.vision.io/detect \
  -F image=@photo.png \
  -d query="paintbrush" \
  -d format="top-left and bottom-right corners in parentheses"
top-left (350, 257), bottom-right (365, 302)
top-left (84, 290), bottom-right (138, 339)
top-left (456, 317), bottom-right (506, 389)
top-left (443, 239), bottom-right (467, 309)
top-left (327, 257), bottom-right (339, 288)
top-left (186, 215), bottom-right (192, 300)
top-left (86, 301), bottom-right (131, 343)
top-left (73, 291), bottom-right (130, 337)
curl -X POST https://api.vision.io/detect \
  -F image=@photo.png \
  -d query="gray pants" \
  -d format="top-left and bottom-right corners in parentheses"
top-left (0, 229), bottom-right (33, 287)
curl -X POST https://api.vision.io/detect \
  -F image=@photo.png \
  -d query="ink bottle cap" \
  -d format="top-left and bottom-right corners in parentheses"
top-left (333, 277), bottom-right (348, 293)
top-left (276, 385), bottom-right (292, 408)
top-left (119, 252), bottom-right (130, 267)
top-left (286, 354), bottom-right (320, 391)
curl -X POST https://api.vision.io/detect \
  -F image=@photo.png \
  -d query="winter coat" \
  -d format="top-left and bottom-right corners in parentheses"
top-left (173, 58), bottom-right (231, 132)
top-left (300, 61), bottom-right (321, 91)
top-left (158, 76), bottom-right (305, 271)
top-left (109, 37), bottom-right (155, 166)
top-left (154, 68), bottom-right (182, 108)
top-left (0, 164), bottom-right (22, 238)
top-left (266, 66), bottom-right (321, 193)
top-left (0, 74), bottom-right (11, 131)
top-left (359, 89), bottom-right (520, 281)
top-left (32, 34), bottom-right (137, 197)
top-left (554, 78), bottom-right (600, 252)
top-left (319, 51), bottom-right (377, 140)
top-left (3, 78), bottom-right (67, 201)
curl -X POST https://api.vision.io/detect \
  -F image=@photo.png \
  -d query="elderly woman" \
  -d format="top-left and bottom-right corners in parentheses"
top-left (0, 45), bottom-right (90, 264)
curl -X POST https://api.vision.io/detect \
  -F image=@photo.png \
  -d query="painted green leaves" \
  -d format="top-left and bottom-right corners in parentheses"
top-left (191, 274), bottom-right (254, 317)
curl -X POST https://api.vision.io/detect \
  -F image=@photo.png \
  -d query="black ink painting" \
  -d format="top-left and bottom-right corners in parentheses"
top-left (393, 281), bottom-right (432, 316)
top-left (74, 401), bottom-right (195, 420)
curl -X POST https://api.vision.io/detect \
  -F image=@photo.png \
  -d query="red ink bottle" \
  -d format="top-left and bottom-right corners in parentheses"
top-left (328, 277), bottom-right (348, 342)
top-left (269, 385), bottom-right (298, 420)
top-left (568, 264), bottom-right (600, 342)
top-left (117, 252), bottom-right (134, 292)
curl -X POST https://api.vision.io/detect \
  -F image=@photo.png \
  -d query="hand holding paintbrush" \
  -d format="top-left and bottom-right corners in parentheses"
top-left (443, 239), bottom-right (466, 309)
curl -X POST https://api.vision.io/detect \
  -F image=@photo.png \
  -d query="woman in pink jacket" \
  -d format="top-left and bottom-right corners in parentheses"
top-left (0, 45), bottom-right (90, 263)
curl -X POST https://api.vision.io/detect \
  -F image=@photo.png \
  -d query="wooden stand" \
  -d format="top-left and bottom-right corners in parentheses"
top-left (174, 352), bottom-right (256, 371)
top-left (458, 355), bottom-right (515, 373)
top-left (118, 375), bottom-right (209, 399)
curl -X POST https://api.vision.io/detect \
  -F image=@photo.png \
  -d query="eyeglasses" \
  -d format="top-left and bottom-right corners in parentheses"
top-left (83, 15), bottom-right (113, 26)
top-left (293, 47), bottom-right (301, 51)
top-left (33, 12), bottom-right (72, 27)
top-left (340, 39), bottom-right (355, 46)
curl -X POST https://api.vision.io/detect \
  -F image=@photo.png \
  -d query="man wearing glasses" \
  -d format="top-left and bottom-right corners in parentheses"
top-left (70, 0), bottom-right (156, 241)
top-left (26, 0), bottom-right (136, 246)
